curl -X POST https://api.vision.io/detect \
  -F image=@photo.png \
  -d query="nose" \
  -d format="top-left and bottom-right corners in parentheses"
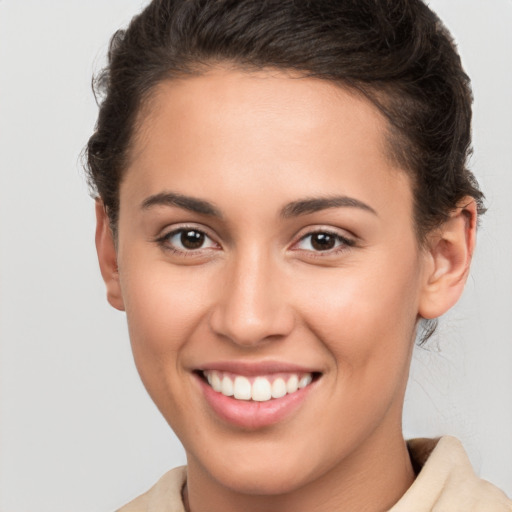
top-left (209, 247), bottom-right (295, 347)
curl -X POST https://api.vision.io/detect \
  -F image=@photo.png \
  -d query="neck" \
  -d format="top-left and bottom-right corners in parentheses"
top-left (184, 429), bottom-right (415, 512)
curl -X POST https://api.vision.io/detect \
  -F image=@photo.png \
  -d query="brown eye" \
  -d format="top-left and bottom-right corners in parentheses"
top-left (294, 230), bottom-right (354, 254)
top-left (181, 230), bottom-right (205, 249)
top-left (310, 233), bottom-right (336, 251)
top-left (160, 228), bottom-right (218, 253)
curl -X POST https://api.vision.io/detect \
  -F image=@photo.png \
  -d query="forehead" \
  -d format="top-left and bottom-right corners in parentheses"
top-left (137, 67), bottom-right (390, 154)
top-left (123, 67), bottom-right (411, 222)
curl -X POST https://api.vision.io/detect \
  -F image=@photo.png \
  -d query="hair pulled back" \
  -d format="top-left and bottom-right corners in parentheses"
top-left (86, 0), bottom-right (485, 242)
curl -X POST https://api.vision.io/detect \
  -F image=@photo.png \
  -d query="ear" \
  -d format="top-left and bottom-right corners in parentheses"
top-left (95, 199), bottom-right (125, 311)
top-left (418, 197), bottom-right (478, 320)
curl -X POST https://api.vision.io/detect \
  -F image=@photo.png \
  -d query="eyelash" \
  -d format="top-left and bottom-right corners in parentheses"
top-left (155, 226), bottom-right (219, 257)
top-left (155, 226), bottom-right (355, 257)
top-left (293, 229), bottom-right (355, 256)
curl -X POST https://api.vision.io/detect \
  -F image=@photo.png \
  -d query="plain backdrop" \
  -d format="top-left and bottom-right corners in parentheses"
top-left (0, 1), bottom-right (511, 510)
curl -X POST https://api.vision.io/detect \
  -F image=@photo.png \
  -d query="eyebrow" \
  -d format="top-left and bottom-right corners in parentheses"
top-left (141, 192), bottom-right (222, 217)
top-left (280, 196), bottom-right (377, 218)
top-left (141, 191), bottom-right (377, 219)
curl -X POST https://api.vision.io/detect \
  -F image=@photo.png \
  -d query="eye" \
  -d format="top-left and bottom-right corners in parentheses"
top-left (294, 230), bottom-right (354, 253)
top-left (158, 227), bottom-right (219, 253)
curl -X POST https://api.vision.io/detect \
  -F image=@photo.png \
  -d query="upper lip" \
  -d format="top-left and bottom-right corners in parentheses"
top-left (196, 360), bottom-right (321, 376)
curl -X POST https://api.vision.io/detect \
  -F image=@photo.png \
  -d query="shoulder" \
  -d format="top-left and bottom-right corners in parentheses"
top-left (390, 436), bottom-right (512, 511)
top-left (116, 466), bottom-right (187, 512)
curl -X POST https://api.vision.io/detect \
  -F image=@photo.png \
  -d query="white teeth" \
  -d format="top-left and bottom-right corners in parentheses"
top-left (221, 375), bottom-right (234, 396)
top-left (211, 372), bottom-right (222, 392)
top-left (233, 376), bottom-right (252, 400)
top-left (252, 377), bottom-right (272, 401)
top-left (299, 374), bottom-right (312, 389)
top-left (271, 378), bottom-right (287, 399)
top-left (286, 375), bottom-right (299, 394)
top-left (203, 370), bottom-right (315, 402)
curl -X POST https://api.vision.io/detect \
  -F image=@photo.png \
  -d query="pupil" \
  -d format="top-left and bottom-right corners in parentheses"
top-left (181, 230), bottom-right (204, 249)
top-left (311, 233), bottom-right (335, 251)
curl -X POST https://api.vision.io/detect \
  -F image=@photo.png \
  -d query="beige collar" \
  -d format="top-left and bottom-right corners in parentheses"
top-left (390, 436), bottom-right (512, 511)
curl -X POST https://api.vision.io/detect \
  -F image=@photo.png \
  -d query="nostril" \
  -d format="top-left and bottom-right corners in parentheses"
top-left (208, 303), bottom-right (296, 348)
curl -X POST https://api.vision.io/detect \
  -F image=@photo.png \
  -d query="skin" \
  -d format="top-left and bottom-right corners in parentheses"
top-left (96, 67), bottom-right (477, 512)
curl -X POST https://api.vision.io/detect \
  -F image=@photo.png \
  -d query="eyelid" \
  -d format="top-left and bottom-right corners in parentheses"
top-left (155, 223), bottom-right (221, 253)
top-left (290, 226), bottom-right (356, 254)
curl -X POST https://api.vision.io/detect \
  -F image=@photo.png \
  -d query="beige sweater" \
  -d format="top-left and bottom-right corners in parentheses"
top-left (117, 437), bottom-right (512, 511)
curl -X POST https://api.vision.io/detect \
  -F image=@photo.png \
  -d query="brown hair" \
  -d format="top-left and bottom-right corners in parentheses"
top-left (86, 0), bottom-right (484, 240)
top-left (86, 0), bottom-right (484, 245)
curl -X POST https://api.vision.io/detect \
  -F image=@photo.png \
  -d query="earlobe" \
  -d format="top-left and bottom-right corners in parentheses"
top-left (418, 198), bottom-right (477, 320)
top-left (95, 199), bottom-right (125, 311)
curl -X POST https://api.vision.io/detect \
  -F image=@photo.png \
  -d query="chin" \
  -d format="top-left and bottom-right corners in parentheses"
top-left (216, 464), bottom-right (309, 496)
top-left (192, 443), bottom-right (318, 496)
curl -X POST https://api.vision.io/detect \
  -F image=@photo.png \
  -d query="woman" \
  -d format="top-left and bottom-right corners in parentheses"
top-left (86, 0), bottom-right (512, 510)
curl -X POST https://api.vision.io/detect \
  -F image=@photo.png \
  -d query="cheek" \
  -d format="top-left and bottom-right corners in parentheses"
top-left (116, 257), bottom-right (222, 430)
top-left (296, 251), bottom-right (422, 373)
top-left (287, 254), bottom-right (422, 454)
top-left (118, 255), bottom-right (212, 375)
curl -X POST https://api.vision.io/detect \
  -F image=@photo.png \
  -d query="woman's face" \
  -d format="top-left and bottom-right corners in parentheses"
top-left (110, 68), bottom-right (432, 495)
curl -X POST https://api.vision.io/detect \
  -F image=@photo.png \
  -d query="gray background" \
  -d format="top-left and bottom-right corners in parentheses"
top-left (0, 1), bottom-right (510, 510)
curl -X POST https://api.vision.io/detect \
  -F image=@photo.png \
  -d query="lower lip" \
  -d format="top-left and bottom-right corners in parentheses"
top-left (195, 374), bottom-right (316, 429)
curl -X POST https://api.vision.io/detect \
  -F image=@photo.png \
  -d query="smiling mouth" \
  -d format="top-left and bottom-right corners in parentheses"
top-left (200, 370), bottom-right (319, 402)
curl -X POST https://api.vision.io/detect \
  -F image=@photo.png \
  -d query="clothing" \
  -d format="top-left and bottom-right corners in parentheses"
top-left (390, 437), bottom-right (512, 511)
top-left (117, 436), bottom-right (512, 511)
